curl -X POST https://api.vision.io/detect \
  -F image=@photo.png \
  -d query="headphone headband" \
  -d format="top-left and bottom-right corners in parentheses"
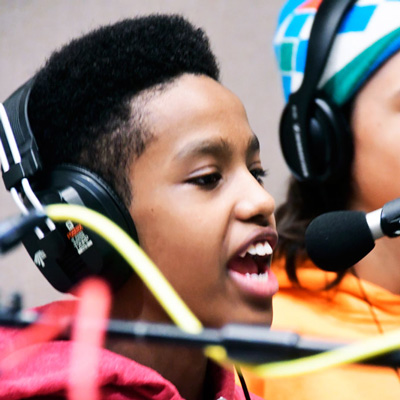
top-left (0, 79), bottom-right (41, 190)
top-left (297, 0), bottom-right (356, 105)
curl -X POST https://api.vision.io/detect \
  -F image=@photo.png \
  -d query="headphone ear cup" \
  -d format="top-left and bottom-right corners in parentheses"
top-left (280, 97), bottom-right (352, 183)
top-left (311, 97), bottom-right (353, 181)
top-left (22, 164), bottom-right (137, 293)
top-left (50, 164), bottom-right (137, 241)
top-left (279, 102), bottom-right (308, 181)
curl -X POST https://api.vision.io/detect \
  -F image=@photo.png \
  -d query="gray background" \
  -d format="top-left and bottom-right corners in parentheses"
top-left (0, 0), bottom-right (290, 308)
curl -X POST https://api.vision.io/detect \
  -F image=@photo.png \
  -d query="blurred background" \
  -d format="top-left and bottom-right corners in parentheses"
top-left (0, 0), bottom-right (289, 308)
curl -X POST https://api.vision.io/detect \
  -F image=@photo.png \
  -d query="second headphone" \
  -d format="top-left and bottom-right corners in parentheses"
top-left (279, 0), bottom-right (356, 184)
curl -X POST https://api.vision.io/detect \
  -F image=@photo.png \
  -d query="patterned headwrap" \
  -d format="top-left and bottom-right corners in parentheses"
top-left (274, 0), bottom-right (400, 106)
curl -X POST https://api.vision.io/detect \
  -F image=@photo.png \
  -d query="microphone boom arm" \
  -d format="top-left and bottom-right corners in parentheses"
top-left (1, 306), bottom-right (400, 368)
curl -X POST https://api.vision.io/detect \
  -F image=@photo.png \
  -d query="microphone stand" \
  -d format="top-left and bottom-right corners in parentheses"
top-left (1, 301), bottom-right (399, 368)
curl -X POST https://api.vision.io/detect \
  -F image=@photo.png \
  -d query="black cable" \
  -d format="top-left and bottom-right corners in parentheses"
top-left (235, 365), bottom-right (251, 400)
top-left (352, 267), bottom-right (400, 384)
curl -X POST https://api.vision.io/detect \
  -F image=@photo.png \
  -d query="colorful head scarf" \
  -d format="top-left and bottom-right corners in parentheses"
top-left (274, 0), bottom-right (400, 106)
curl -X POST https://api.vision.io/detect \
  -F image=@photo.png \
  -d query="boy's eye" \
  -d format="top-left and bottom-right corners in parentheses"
top-left (187, 172), bottom-right (222, 188)
top-left (251, 168), bottom-right (267, 185)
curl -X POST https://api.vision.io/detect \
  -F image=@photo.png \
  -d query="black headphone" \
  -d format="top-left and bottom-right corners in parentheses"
top-left (0, 79), bottom-right (138, 293)
top-left (279, 0), bottom-right (356, 183)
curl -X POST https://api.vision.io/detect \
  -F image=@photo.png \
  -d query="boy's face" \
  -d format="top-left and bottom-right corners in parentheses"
top-left (129, 74), bottom-right (278, 328)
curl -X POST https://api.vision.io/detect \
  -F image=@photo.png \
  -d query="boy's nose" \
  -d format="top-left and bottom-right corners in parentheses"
top-left (233, 172), bottom-right (275, 224)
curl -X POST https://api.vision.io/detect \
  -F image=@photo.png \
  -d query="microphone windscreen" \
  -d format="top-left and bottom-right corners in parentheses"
top-left (305, 211), bottom-right (375, 272)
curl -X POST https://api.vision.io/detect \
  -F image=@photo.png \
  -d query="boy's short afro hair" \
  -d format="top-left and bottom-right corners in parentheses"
top-left (28, 14), bottom-right (220, 205)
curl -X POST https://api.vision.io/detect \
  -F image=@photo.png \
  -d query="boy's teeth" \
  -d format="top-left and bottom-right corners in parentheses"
top-left (239, 249), bottom-right (247, 258)
top-left (248, 245), bottom-right (257, 256)
top-left (261, 242), bottom-right (273, 256)
top-left (245, 272), bottom-right (269, 281)
top-left (239, 241), bottom-right (272, 258)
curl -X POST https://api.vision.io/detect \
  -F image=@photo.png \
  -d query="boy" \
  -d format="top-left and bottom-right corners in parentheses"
top-left (0, 14), bottom-right (278, 399)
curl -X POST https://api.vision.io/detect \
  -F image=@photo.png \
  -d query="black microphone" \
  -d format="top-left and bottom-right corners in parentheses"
top-left (305, 198), bottom-right (400, 272)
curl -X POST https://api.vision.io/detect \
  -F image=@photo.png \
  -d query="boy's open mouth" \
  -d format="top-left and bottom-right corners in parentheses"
top-left (227, 240), bottom-right (278, 297)
top-left (228, 241), bottom-right (272, 277)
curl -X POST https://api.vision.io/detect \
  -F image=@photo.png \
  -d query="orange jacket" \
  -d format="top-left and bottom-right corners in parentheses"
top-left (244, 258), bottom-right (400, 400)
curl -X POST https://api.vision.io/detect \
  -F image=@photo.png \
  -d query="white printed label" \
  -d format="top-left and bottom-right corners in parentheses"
top-left (34, 250), bottom-right (47, 268)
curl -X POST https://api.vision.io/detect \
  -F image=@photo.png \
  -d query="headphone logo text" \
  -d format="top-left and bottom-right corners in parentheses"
top-left (291, 104), bottom-right (309, 178)
top-left (65, 220), bottom-right (93, 255)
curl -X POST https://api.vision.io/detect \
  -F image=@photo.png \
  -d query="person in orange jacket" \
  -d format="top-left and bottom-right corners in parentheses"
top-left (244, 0), bottom-right (400, 399)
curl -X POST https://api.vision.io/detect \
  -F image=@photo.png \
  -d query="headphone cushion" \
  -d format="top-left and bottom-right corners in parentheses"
top-left (23, 163), bottom-right (138, 292)
top-left (48, 164), bottom-right (138, 241)
top-left (280, 97), bottom-right (352, 183)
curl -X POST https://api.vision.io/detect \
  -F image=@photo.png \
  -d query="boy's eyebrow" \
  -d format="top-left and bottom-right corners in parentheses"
top-left (174, 138), bottom-right (233, 160)
top-left (174, 134), bottom-right (260, 161)
top-left (248, 134), bottom-right (260, 154)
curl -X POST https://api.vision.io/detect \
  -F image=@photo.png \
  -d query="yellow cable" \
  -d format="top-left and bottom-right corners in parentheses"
top-left (45, 203), bottom-right (400, 378)
top-left (244, 327), bottom-right (400, 378)
top-left (45, 204), bottom-right (202, 334)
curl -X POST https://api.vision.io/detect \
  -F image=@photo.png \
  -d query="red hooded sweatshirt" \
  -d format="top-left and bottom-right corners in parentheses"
top-left (0, 302), bottom-right (262, 400)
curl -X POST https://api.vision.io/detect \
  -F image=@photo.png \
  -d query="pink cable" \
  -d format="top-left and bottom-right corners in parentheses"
top-left (0, 300), bottom-right (76, 373)
top-left (67, 278), bottom-right (111, 400)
